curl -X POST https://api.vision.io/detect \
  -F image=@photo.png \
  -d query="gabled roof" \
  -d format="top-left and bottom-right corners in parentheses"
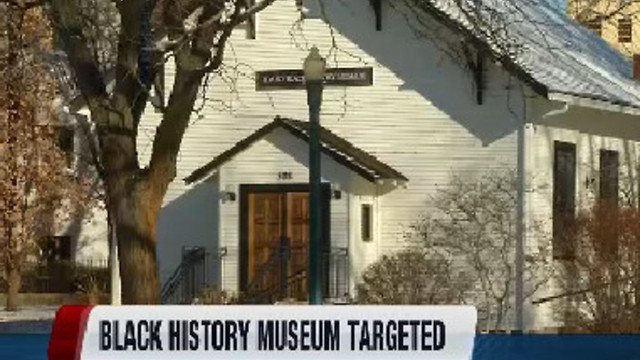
top-left (184, 117), bottom-right (408, 184)
top-left (419, 0), bottom-right (640, 109)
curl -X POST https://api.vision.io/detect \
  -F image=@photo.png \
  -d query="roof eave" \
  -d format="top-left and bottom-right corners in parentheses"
top-left (416, 1), bottom-right (549, 99)
top-left (548, 91), bottom-right (640, 116)
top-left (185, 117), bottom-right (409, 185)
top-left (278, 119), bottom-right (408, 183)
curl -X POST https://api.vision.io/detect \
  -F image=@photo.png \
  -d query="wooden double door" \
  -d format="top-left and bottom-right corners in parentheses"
top-left (240, 184), bottom-right (330, 302)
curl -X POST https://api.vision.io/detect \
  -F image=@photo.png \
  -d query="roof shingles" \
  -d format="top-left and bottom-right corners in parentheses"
top-left (419, 0), bottom-right (640, 108)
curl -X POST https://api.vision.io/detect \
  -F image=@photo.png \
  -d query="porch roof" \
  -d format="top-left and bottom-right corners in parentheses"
top-left (184, 116), bottom-right (408, 184)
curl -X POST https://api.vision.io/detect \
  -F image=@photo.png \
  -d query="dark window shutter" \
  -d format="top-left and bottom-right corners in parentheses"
top-left (553, 141), bottom-right (576, 260)
top-left (599, 150), bottom-right (619, 205)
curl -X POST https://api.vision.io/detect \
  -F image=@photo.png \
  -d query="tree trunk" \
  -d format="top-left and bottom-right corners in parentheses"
top-left (111, 181), bottom-right (161, 304)
top-left (6, 266), bottom-right (21, 311)
top-left (4, 4), bottom-right (22, 314)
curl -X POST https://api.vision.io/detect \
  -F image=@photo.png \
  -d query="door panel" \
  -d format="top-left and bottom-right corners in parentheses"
top-left (286, 192), bottom-right (309, 301)
top-left (248, 193), bottom-right (283, 294)
top-left (242, 185), bottom-right (329, 303)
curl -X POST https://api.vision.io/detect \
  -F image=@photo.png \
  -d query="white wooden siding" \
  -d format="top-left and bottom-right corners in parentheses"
top-left (143, 0), bottom-right (525, 289)
top-left (526, 107), bottom-right (640, 329)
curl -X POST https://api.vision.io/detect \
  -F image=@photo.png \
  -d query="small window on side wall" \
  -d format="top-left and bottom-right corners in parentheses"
top-left (361, 204), bottom-right (373, 242)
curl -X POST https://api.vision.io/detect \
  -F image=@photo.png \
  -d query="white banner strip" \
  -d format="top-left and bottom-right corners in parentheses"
top-left (80, 305), bottom-right (477, 360)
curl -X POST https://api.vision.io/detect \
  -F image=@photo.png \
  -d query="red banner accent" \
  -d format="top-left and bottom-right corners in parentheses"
top-left (48, 305), bottom-right (93, 360)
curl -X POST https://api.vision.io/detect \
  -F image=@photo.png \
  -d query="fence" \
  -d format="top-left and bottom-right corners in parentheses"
top-left (0, 259), bottom-right (109, 294)
top-left (160, 245), bottom-right (350, 304)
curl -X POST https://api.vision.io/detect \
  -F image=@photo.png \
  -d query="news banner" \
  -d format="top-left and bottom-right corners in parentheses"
top-left (2, 305), bottom-right (639, 360)
top-left (48, 306), bottom-right (474, 360)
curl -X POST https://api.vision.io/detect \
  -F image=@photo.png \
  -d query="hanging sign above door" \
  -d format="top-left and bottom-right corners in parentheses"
top-left (255, 67), bottom-right (373, 90)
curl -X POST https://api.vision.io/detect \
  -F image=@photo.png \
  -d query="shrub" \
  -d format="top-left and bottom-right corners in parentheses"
top-left (193, 287), bottom-right (237, 305)
top-left (355, 248), bottom-right (469, 304)
top-left (73, 266), bottom-right (109, 304)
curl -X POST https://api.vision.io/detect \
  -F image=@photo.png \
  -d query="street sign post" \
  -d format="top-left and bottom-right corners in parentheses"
top-left (256, 63), bottom-right (373, 305)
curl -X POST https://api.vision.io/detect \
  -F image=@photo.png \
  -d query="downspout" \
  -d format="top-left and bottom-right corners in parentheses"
top-left (515, 121), bottom-right (526, 332)
top-left (346, 187), bottom-right (351, 298)
top-left (516, 100), bottom-right (569, 331)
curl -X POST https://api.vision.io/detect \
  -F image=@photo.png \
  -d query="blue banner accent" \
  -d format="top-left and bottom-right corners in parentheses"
top-left (0, 334), bottom-right (49, 360)
top-left (1, 333), bottom-right (640, 359)
top-left (473, 334), bottom-right (640, 360)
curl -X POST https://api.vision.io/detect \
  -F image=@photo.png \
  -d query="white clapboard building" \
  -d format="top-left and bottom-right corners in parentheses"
top-left (65, 0), bottom-right (640, 331)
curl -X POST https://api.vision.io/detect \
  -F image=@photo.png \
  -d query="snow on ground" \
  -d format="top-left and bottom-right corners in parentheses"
top-left (0, 306), bottom-right (57, 323)
top-left (0, 307), bottom-right (57, 334)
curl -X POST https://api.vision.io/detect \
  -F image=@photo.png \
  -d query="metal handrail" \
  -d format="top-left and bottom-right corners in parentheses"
top-left (161, 248), bottom-right (227, 304)
top-left (241, 245), bottom-right (349, 304)
top-left (240, 245), bottom-right (285, 303)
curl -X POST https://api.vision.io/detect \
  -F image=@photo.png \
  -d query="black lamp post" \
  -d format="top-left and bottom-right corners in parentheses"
top-left (303, 46), bottom-right (325, 305)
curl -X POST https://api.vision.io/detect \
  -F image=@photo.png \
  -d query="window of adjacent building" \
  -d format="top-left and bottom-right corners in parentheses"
top-left (553, 141), bottom-right (576, 260)
top-left (361, 204), bottom-right (373, 242)
top-left (619, 16), bottom-right (632, 43)
top-left (54, 125), bottom-right (74, 168)
top-left (583, 15), bottom-right (603, 36)
top-left (40, 235), bottom-right (72, 263)
top-left (599, 149), bottom-right (619, 205)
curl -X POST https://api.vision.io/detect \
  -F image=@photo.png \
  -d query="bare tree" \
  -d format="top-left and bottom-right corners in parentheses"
top-left (0, 3), bottom-right (94, 310)
top-left (411, 170), bottom-right (553, 331)
top-left (0, 0), bottom-right (281, 304)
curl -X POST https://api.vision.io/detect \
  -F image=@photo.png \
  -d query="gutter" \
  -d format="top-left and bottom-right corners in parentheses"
top-left (541, 102), bottom-right (569, 119)
top-left (548, 91), bottom-right (640, 116)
